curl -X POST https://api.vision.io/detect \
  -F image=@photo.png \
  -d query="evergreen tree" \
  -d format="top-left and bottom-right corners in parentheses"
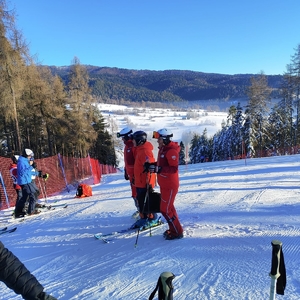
top-left (212, 120), bottom-right (228, 161)
top-left (198, 128), bottom-right (210, 161)
top-left (245, 73), bottom-right (272, 157)
top-left (67, 57), bottom-right (97, 157)
top-left (189, 133), bottom-right (200, 164)
top-left (280, 64), bottom-right (295, 148)
top-left (90, 109), bottom-right (116, 166)
top-left (241, 112), bottom-right (253, 157)
top-left (179, 141), bottom-right (186, 165)
top-left (284, 45), bottom-right (300, 145)
top-left (231, 102), bottom-right (244, 157)
top-left (266, 105), bottom-right (285, 153)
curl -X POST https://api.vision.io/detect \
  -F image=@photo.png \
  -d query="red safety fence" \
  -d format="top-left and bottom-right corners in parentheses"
top-left (0, 154), bottom-right (117, 210)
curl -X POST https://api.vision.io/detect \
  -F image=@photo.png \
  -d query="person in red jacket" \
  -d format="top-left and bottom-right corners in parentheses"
top-left (117, 127), bottom-right (139, 217)
top-left (9, 155), bottom-right (22, 212)
top-left (130, 130), bottom-right (159, 230)
top-left (145, 128), bottom-right (183, 240)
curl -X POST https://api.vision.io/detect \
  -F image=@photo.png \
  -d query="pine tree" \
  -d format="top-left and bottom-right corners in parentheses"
top-left (286, 45), bottom-right (300, 145)
top-left (90, 109), bottom-right (116, 166)
top-left (245, 73), bottom-right (272, 157)
top-left (266, 105), bottom-right (285, 153)
top-left (280, 64), bottom-right (295, 148)
top-left (189, 133), bottom-right (200, 164)
top-left (179, 141), bottom-right (186, 165)
top-left (67, 57), bottom-right (97, 157)
top-left (231, 102), bottom-right (244, 157)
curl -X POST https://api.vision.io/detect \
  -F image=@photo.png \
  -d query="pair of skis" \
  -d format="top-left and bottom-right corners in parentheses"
top-left (16, 203), bottom-right (68, 221)
top-left (94, 220), bottom-right (164, 243)
top-left (0, 226), bottom-right (17, 235)
top-left (39, 203), bottom-right (68, 211)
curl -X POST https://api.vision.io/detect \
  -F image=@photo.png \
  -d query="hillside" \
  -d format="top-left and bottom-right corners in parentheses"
top-left (48, 66), bottom-right (283, 103)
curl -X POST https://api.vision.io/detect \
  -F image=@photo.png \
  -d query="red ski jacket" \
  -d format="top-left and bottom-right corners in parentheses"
top-left (124, 139), bottom-right (135, 177)
top-left (157, 141), bottom-right (180, 189)
top-left (9, 163), bottom-right (21, 190)
top-left (134, 141), bottom-right (156, 189)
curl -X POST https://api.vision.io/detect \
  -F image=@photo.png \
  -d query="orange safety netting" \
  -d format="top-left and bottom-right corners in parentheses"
top-left (0, 154), bottom-right (116, 210)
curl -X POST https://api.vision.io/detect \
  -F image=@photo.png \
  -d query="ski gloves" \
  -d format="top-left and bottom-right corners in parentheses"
top-left (124, 169), bottom-right (129, 180)
top-left (38, 171), bottom-right (49, 180)
top-left (143, 162), bottom-right (161, 174)
top-left (37, 292), bottom-right (57, 300)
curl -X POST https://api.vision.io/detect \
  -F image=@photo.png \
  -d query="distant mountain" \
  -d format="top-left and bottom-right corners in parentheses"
top-left (48, 66), bottom-right (284, 102)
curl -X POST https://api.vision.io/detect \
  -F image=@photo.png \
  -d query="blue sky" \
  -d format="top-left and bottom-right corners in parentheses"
top-left (8, 0), bottom-right (300, 75)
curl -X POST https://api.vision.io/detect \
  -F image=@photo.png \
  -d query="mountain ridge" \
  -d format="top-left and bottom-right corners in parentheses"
top-left (47, 65), bottom-right (284, 102)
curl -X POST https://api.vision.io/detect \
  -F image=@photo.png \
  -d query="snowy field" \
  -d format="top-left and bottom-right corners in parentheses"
top-left (1, 104), bottom-right (300, 299)
top-left (98, 103), bottom-right (227, 164)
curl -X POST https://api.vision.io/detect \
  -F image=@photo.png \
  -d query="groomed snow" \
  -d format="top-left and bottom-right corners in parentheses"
top-left (1, 155), bottom-right (300, 299)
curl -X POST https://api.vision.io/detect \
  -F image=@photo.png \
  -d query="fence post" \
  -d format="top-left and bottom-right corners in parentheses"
top-left (0, 171), bottom-right (10, 209)
top-left (87, 153), bottom-right (94, 184)
top-left (58, 153), bottom-right (70, 192)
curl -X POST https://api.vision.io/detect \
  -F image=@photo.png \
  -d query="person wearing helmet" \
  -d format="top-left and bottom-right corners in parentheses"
top-left (15, 149), bottom-right (48, 217)
top-left (148, 128), bottom-right (184, 240)
top-left (117, 127), bottom-right (139, 218)
top-left (130, 131), bottom-right (159, 229)
top-left (9, 155), bottom-right (22, 214)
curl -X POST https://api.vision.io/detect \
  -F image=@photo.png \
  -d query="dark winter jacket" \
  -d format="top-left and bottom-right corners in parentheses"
top-left (0, 241), bottom-right (55, 300)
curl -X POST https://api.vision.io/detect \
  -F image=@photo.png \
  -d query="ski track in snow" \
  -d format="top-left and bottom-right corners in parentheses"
top-left (1, 156), bottom-right (300, 299)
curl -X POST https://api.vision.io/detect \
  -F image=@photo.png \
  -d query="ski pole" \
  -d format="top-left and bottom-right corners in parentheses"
top-left (37, 176), bottom-right (45, 200)
top-left (147, 173), bottom-right (152, 237)
top-left (134, 228), bottom-right (140, 248)
top-left (269, 240), bottom-right (282, 300)
top-left (42, 178), bottom-right (48, 204)
top-left (135, 170), bottom-right (152, 247)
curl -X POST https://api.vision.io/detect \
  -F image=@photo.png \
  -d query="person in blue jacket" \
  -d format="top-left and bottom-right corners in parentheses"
top-left (15, 149), bottom-right (48, 217)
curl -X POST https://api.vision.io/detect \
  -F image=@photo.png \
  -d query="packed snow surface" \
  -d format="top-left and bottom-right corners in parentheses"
top-left (1, 155), bottom-right (300, 299)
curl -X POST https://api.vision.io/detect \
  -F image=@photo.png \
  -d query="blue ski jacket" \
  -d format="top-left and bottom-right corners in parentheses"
top-left (17, 156), bottom-right (38, 185)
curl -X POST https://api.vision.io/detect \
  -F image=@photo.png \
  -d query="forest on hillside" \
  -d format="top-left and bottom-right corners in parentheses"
top-left (49, 66), bottom-right (284, 103)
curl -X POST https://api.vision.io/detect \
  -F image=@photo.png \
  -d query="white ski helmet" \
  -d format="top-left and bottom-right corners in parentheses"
top-left (12, 155), bottom-right (19, 164)
top-left (23, 148), bottom-right (34, 157)
top-left (117, 127), bottom-right (133, 139)
top-left (153, 128), bottom-right (173, 144)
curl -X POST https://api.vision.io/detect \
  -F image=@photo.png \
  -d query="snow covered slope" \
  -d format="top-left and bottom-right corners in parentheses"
top-left (1, 155), bottom-right (300, 299)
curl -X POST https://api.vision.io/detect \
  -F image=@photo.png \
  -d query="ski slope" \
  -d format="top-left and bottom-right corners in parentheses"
top-left (1, 154), bottom-right (300, 299)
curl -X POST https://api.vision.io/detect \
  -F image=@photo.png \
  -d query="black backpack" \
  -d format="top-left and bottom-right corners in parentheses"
top-left (137, 188), bottom-right (161, 214)
top-left (76, 185), bottom-right (83, 197)
top-left (149, 272), bottom-right (175, 300)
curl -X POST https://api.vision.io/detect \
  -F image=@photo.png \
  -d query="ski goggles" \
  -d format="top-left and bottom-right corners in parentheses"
top-left (152, 131), bottom-right (173, 139)
top-left (117, 130), bottom-right (133, 138)
top-left (152, 131), bottom-right (161, 139)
